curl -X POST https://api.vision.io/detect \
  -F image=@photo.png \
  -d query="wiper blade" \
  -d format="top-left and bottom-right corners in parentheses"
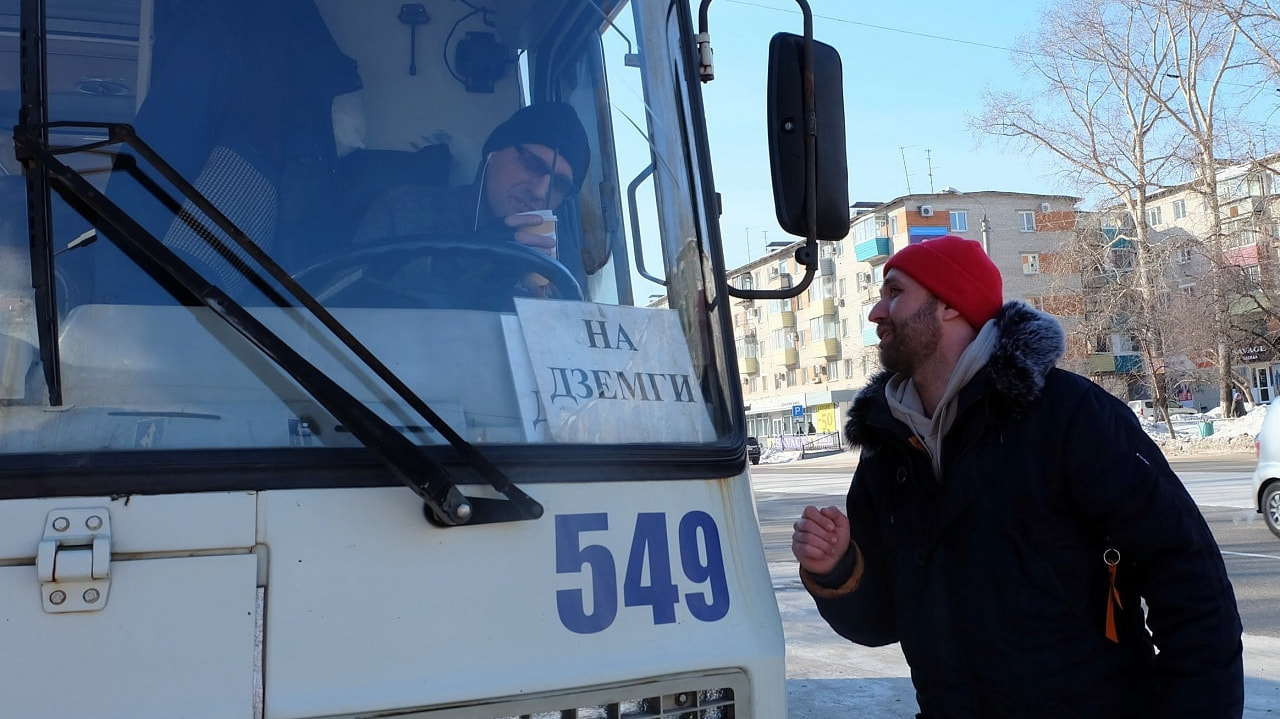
top-left (12, 121), bottom-right (542, 526)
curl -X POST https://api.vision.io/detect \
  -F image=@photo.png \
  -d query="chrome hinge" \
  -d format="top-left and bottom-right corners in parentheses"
top-left (35, 508), bottom-right (112, 613)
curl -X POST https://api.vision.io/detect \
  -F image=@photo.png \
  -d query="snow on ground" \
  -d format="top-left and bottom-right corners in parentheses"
top-left (758, 404), bottom-right (1265, 464)
top-left (1143, 404), bottom-right (1263, 456)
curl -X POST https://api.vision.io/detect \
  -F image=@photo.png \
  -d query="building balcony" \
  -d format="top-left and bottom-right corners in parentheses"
top-left (819, 297), bottom-right (837, 316)
top-left (816, 338), bottom-right (840, 360)
top-left (820, 258), bottom-right (836, 276)
top-left (1088, 353), bottom-right (1144, 374)
top-left (779, 310), bottom-right (796, 328)
top-left (1087, 353), bottom-right (1116, 374)
top-left (742, 356), bottom-right (759, 375)
top-left (782, 348), bottom-right (799, 366)
top-left (854, 237), bottom-right (891, 263)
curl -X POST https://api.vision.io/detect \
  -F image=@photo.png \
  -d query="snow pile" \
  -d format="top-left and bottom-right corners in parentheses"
top-left (1143, 405), bottom-right (1264, 456)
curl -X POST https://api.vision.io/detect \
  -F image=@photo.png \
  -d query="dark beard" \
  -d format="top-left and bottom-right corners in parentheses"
top-left (878, 296), bottom-right (940, 375)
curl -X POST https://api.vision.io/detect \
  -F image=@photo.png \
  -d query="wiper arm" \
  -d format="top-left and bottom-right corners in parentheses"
top-left (12, 121), bottom-right (542, 526)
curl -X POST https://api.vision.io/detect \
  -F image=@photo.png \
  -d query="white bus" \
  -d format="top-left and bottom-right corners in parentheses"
top-left (0, 0), bottom-right (846, 716)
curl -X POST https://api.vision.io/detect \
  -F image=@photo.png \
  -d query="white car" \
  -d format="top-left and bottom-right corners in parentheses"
top-left (1127, 399), bottom-right (1199, 420)
top-left (1251, 406), bottom-right (1280, 538)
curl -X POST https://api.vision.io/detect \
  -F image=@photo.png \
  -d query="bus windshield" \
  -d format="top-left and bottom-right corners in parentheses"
top-left (0, 0), bottom-right (740, 466)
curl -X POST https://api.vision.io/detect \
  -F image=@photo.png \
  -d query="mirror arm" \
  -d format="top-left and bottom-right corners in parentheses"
top-left (727, 259), bottom-right (816, 300)
top-left (705, 0), bottom-right (821, 301)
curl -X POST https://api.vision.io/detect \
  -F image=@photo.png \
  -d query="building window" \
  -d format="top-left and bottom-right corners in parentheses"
top-left (827, 361), bottom-right (839, 381)
top-left (1224, 230), bottom-right (1259, 250)
top-left (1018, 211), bottom-right (1036, 232)
top-left (787, 369), bottom-right (797, 386)
top-left (843, 358), bottom-right (854, 378)
top-left (875, 215), bottom-right (889, 237)
top-left (1021, 253), bottom-right (1041, 274)
top-left (841, 318), bottom-right (849, 337)
top-left (1145, 206), bottom-right (1163, 227)
top-left (950, 210), bottom-right (968, 232)
top-left (1175, 248), bottom-right (1193, 264)
top-left (1172, 199), bottom-right (1187, 219)
top-left (888, 215), bottom-right (899, 236)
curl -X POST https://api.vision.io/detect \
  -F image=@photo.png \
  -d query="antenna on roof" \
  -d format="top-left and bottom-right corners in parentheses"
top-left (899, 147), bottom-right (912, 194)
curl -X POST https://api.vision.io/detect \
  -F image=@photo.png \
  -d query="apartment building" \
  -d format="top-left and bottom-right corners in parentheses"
top-left (731, 190), bottom-right (1082, 441)
top-left (1085, 158), bottom-right (1280, 406)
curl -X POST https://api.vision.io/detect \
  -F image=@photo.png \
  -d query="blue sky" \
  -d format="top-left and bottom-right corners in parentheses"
top-left (694, 0), bottom-right (1065, 270)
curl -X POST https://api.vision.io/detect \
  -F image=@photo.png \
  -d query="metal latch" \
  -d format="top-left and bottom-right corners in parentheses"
top-left (35, 508), bottom-right (111, 613)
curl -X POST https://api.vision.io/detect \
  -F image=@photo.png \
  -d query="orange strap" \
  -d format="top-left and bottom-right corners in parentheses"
top-left (1104, 549), bottom-right (1123, 643)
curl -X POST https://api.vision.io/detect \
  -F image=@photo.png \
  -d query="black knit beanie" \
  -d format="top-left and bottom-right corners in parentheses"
top-left (480, 102), bottom-right (591, 191)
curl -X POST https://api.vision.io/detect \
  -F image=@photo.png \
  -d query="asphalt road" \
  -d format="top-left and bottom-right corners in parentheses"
top-left (751, 452), bottom-right (1280, 638)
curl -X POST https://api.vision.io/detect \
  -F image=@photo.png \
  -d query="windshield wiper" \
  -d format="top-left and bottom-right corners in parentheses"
top-left (13, 121), bottom-right (542, 526)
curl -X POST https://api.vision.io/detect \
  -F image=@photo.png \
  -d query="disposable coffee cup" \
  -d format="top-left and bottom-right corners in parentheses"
top-left (517, 210), bottom-right (558, 293)
top-left (519, 210), bottom-right (558, 240)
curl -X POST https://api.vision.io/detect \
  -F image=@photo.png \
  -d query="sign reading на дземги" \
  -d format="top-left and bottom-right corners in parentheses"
top-left (511, 297), bottom-right (716, 443)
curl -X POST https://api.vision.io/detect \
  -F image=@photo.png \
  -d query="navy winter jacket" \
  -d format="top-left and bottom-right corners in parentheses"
top-left (803, 302), bottom-right (1243, 718)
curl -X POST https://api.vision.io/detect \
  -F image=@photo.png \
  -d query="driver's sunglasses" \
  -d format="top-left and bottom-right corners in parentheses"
top-left (515, 144), bottom-right (577, 199)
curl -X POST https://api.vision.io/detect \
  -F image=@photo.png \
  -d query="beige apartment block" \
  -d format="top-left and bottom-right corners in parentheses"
top-left (730, 190), bottom-right (1082, 443)
top-left (1087, 159), bottom-right (1280, 408)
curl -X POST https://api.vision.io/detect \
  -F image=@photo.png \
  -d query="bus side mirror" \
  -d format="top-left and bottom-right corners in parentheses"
top-left (766, 33), bottom-right (849, 241)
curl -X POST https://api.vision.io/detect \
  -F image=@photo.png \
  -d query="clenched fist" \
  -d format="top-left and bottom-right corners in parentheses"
top-left (791, 505), bottom-right (850, 575)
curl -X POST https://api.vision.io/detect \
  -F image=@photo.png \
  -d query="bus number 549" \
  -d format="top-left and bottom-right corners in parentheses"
top-left (554, 511), bottom-right (730, 634)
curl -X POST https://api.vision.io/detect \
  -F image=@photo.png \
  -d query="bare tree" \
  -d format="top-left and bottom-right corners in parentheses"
top-left (1216, 0), bottom-right (1280, 78)
top-left (1128, 0), bottom-right (1275, 412)
top-left (975, 0), bottom-right (1189, 431)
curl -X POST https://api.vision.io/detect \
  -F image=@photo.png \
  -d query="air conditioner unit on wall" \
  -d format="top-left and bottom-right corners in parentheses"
top-left (919, 205), bottom-right (934, 217)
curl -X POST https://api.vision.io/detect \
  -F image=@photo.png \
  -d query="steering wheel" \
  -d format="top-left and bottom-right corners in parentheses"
top-left (291, 232), bottom-right (583, 311)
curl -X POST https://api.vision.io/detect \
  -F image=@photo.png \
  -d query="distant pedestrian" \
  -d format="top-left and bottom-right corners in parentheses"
top-left (791, 236), bottom-right (1243, 718)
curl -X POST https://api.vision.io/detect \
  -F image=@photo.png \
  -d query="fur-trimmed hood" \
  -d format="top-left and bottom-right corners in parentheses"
top-left (845, 301), bottom-right (1065, 447)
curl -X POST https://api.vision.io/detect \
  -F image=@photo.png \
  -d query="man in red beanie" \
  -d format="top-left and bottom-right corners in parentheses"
top-left (791, 235), bottom-right (1243, 717)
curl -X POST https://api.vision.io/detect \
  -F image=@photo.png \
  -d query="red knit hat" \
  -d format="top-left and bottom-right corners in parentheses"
top-left (883, 235), bottom-right (1003, 329)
